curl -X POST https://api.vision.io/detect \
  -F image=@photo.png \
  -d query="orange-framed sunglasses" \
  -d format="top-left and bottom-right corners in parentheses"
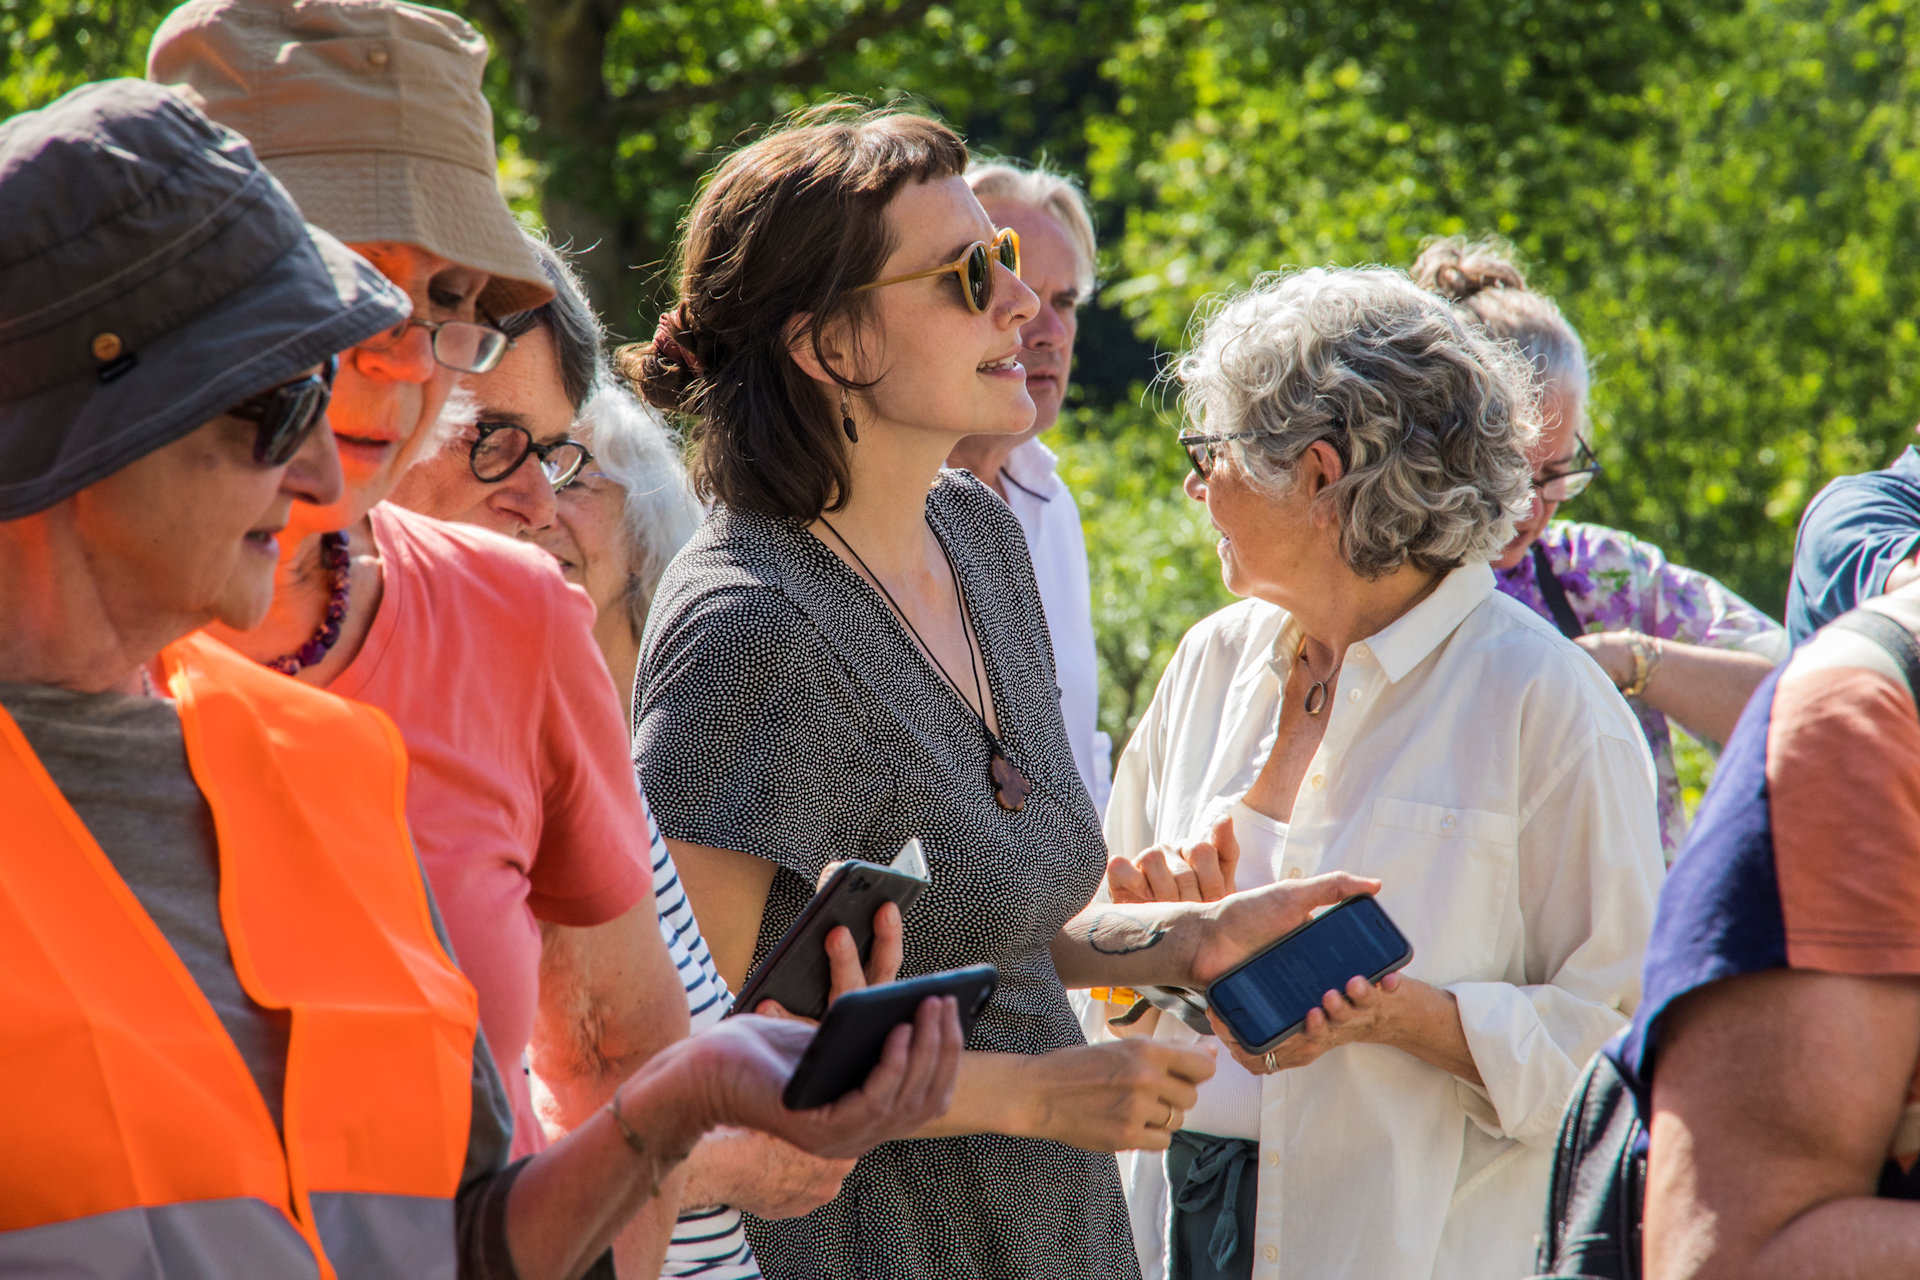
top-left (854, 228), bottom-right (1021, 314)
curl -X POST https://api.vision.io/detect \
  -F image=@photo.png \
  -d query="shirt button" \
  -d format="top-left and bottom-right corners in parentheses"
top-left (1263, 1245), bottom-right (1280, 1263)
top-left (1440, 813), bottom-right (1456, 830)
top-left (1310, 774), bottom-right (1325, 790)
top-left (1266, 1150), bottom-right (1281, 1166)
top-left (1285, 867), bottom-right (1303, 880)
top-left (1348, 687), bottom-right (1362, 702)
top-left (367, 45), bottom-right (389, 66)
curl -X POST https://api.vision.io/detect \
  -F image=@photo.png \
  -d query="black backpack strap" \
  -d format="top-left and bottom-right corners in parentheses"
top-left (1532, 540), bottom-right (1586, 641)
top-left (1827, 608), bottom-right (1920, 710)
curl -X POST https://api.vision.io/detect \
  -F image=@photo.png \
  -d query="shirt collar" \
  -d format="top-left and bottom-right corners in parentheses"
top-left (1269, 561), bottom-right (1495, 685)
top-left (999, 437), bottom-right (1061, 503)
top-left (1366, 561), bottom-right (1496, 682)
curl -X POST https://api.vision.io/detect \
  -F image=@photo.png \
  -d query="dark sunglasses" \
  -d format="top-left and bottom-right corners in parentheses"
top-left (360, 316), bottom-right (513, 374)
top-left (1177, 430), bottom-right (1261, 481)
top-left (1533, 434), bottom-right (1602, 503)
top-left (227, 356), bottom-right (338, 466)
top-left (469, 420), bottom-right (594, 489)
top-left (854, 227), bottom-right (1022, 314)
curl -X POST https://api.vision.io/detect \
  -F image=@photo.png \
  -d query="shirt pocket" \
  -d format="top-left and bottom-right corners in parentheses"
top-left (1357, 798), bottom-right (1518, 986)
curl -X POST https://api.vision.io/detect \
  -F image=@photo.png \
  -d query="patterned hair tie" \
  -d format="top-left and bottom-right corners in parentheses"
top-left (652, 308), bottom-right (703, 374)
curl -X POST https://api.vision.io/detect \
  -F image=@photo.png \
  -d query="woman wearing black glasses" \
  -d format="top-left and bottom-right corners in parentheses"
top-left (624, 105), bottom-right (1372, 1280)
top-left (1415, 238), bottom-right (1786, 861)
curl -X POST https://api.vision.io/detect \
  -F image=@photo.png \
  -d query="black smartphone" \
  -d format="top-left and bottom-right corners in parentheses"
top-left (1204, 895), bottom-right (1414, 1054)
top-left (733, 859), bottom-right (929, 1022)
top-left (782, 964), bottom-right (997, 1110)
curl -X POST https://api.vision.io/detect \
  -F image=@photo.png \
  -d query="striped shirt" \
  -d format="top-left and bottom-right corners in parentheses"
top-left (649, 803), bottom-right (762, 1278)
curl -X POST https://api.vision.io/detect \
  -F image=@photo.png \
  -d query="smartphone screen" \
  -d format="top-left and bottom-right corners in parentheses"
top-left (1207, 896), bottom-right (1412, 1052)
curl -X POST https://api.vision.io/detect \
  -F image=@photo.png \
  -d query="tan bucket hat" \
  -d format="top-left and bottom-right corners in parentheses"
top-left (148, 0), bottom-right (553, 317)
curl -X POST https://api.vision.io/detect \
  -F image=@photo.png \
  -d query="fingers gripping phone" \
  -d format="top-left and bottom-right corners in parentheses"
top-left (782, 965), bottom-right (997, 1110)
top-left (1204, 895), bottom-right (1414, 1054)
top-left (733, 858), bottom-right (929, 1022)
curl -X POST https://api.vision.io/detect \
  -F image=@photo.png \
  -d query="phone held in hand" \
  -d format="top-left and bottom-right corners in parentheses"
top-left (782, 965), bottom-right (998, 1111)
top-left (733, 853), bottom-right (930, 1022)
top-left (1205, 895), bottom-right (1414, 1054)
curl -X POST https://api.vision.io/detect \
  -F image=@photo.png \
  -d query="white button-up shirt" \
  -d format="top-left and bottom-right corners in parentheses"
top-left (995, 438), bottom-right (1111, 813)
top-left (1103, 562), bottom-right (1664, 1280)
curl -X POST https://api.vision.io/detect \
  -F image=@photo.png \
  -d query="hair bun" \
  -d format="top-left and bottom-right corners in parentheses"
top-left (1411, 237), bottom-right (1528, 303)
top-left (617, 308), bottom-right (703, 412)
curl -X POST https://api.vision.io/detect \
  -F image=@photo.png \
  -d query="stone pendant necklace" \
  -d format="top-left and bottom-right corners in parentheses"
top-left (818, 514), bottom-right (1032, 812)
top-left (1297, 643), bottom-right (1342, 716)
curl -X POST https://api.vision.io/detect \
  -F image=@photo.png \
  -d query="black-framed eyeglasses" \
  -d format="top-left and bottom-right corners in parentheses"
top-left (1533, 434), bottom-right (1602, 503)
top-left (1178, 430), bottom-right (1261, 481)
top-left (228, 356), bottom-right (338, 465)
top-left (360, 316), bottom-right (512, 374)
top-left (469, 421), bottom-right (593, 489)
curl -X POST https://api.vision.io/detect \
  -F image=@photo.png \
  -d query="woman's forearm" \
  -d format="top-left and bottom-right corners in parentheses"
top-left (1378, 979), bottom-right (1482, 1085)
top-left (1640, 640), bottom-right (1777, 746)
top-left (507, 1038), bottom-right (715, 1280)
top-left (1050, 902), bottom-right (1206, 990)
top-left (911, 1050), bottom-right (1042, 1139)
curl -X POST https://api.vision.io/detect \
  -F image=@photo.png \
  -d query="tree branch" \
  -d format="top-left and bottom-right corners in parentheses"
top-left (610, 0), bottom-right (940, 126)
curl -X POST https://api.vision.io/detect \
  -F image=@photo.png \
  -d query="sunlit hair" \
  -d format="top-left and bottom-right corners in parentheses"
top-left (965, 159), bottom-right (1098, 297)
top-left (617, 102), bottom-right (969, 521)
top-left (1412, 236), bottom-right (1589, 407)
top-left (570, 377), bottom-right (704, 641)
top-left (497, 231), bottom-right (604, 413)
top-left (1177, 267), bottom-right (1539, 579)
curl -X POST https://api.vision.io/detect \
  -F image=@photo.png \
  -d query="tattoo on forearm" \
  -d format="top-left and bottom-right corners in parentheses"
top-left (1080, 912), bottom-right (1168, 956)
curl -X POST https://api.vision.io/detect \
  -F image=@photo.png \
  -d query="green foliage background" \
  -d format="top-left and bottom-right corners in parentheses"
top-left (8, 0), bottom-right (1917, 774)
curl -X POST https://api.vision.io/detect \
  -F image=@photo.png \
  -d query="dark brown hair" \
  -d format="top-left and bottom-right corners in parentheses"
top-left (617, 104), bottom-right (969, 520)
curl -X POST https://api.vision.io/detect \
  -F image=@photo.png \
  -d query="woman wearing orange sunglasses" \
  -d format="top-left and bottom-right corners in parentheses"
top-left (619, 105), bottom-right (1372, 1280)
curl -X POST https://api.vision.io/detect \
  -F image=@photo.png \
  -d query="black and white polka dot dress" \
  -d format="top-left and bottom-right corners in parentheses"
top-left (633, 469), bottom-right (1138, 1280)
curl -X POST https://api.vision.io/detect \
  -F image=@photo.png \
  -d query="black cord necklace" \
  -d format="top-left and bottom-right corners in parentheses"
top-left (817, 513), bottom-right (1032, 812)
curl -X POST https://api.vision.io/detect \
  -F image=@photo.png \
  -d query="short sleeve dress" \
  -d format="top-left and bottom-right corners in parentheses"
top-left (633, 470), bottom-right (1138, 1280)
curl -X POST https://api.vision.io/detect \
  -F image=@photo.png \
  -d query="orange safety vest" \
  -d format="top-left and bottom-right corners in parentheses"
top-left (0, 632), bottom-right (479, 1280)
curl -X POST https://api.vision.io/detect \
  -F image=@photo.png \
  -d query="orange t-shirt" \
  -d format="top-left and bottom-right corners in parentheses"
top-left (329, 503), bottom-right (651, 1157)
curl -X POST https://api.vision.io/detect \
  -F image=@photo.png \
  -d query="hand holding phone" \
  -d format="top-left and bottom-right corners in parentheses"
top-left (1205, 894), bottom-right (1414, 1055)
top-left (735, 855), bottom-right (929, 1022)
top-left (782, 965), bottom-right (997, 1110)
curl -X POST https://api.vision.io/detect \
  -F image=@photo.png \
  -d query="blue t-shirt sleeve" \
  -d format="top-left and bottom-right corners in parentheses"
top-left (1610, 666), bottom-right (1788, 1105)
top-left (1786, 457), bottom-right (1920, 644)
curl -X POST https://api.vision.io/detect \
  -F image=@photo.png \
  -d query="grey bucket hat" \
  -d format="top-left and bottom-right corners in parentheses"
top-left (0, 78), bottom-right (411, 521)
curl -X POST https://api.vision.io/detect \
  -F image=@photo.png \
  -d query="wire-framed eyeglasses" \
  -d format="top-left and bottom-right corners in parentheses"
top-left (1178, 430), bottom-right (1261, 481)
top-left (1533, 434), bottom-right (1602, 503)
top-left (361, 316), bottom-right (513, 374)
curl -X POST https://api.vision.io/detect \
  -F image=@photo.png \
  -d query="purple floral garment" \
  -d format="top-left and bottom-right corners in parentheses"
top-left (1495, 520), bottom-right (1788, 861)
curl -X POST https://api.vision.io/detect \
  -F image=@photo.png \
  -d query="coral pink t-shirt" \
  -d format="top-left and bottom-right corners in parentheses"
top-left (329, 503), bottom-right (651, 1157)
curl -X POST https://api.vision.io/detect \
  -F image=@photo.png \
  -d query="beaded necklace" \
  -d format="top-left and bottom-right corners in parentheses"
top-left (266, 532), bottom-right (352, 676)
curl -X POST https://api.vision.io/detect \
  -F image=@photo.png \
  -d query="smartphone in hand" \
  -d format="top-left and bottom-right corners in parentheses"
top-left (734, 858), bottom-right (929, 1021)
top-left (1205, 895), bottom-right (1413, 1054)
top-left (782, 965), bottom-right (997, 1110)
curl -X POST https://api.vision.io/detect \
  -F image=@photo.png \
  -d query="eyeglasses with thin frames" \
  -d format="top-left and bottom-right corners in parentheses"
top-left (1177, 430), bottom-right (1261, 481)
top-left (1533, 434), bottom-right (1602, 503)
top-left (468, 421), bottom-right (593, 490)
top-left (854, 228), bottom-right (1021, 314)
top-left (360, 316), bottom-right (513, 374)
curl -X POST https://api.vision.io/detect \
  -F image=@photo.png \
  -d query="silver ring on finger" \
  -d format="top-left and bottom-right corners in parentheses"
top-left (1263, 1050), bottom-right (1278, 1073)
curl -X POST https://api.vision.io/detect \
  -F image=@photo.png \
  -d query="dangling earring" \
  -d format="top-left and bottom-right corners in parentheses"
top-left (840, 387), bottom-right (858, 443)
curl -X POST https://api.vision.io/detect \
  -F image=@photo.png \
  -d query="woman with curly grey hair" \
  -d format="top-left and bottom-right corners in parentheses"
top-left (1097, 268), bottom-right (1665, 1280)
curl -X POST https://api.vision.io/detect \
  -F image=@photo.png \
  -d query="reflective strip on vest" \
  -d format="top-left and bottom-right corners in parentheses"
top-left (0, 633), bottom-right (479, 1277)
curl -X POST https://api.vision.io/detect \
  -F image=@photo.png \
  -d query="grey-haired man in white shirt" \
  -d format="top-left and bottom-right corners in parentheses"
top-left (948, 160), bottom-right (1112, 813)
